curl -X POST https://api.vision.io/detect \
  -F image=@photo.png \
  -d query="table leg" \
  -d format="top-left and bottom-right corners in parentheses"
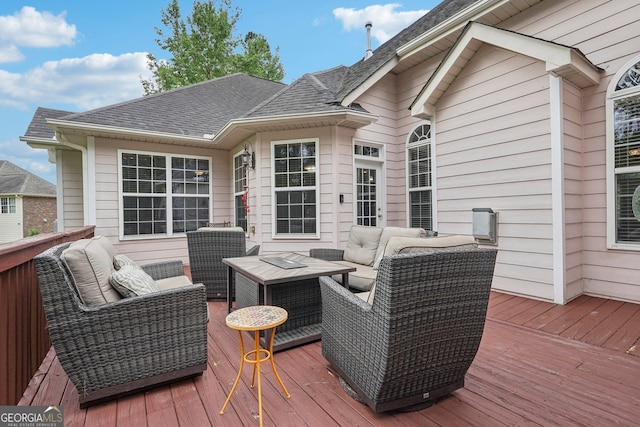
top-left (341, 272), bottom-right (350, 290)
top-left (268, 326), bottom-right (290, 398)
top-left (227, 265), bottom-right (234, 313)
top-left (219, 330), bottom-right (246, 415)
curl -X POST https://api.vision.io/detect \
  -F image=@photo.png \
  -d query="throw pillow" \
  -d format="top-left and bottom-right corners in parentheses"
top-left (109, 265), bottom-right (160, 298)
top-left (113, 254), bottom-right (141, 270)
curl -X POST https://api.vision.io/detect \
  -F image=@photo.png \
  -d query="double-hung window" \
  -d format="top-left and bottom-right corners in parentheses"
top-left (233, 153), bottom-right (248, 231)
top-left (407, 123), bottom-right (433, 230)
top-left (608, 57), bottom-right (640, 247)
top-left (1, 197), bottom-right (16, 214)
top-left (273, 139), bottom-right (318, 237)
top-left (119, 151), bottom-right (211, 238)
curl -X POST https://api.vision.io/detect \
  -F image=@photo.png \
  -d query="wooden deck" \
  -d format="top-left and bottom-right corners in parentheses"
top-left (19, 292), bottom-right (640, 426)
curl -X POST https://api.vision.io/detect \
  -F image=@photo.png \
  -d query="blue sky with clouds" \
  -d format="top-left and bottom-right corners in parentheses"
top-left (0, 1), bottom-right (437, 184)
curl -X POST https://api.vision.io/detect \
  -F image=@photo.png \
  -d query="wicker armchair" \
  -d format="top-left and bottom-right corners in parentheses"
top-left (186, 227), bottom-right (259, 299)
top-left (34, 242), bottom-right (209, 408)
top-left (320, 248), bottom-right (497, 413)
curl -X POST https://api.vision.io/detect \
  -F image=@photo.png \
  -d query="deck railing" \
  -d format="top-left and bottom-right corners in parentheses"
top-left (0, 226), bottom-right (95, 405)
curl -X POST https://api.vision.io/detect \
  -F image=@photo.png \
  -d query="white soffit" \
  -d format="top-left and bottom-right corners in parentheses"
top-left (410, 21), bottom-right (602, 119)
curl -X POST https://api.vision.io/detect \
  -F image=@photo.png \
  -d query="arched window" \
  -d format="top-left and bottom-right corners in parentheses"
top-left (607, 57), bottom-right (640, 247)
top-left (407, 123), bottom-right (433, 230)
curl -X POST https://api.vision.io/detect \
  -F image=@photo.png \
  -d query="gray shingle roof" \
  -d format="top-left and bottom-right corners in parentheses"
top-left (58, 73), bottom-right (285, 137)
top-left (24, 107), bottom-right (75, 139)
top-left (0, 160), bottom-right (56, 196)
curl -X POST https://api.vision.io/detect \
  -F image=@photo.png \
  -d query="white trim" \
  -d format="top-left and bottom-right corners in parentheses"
top-left (605, 55), bottom-right (640, 251)
top-left (341, 59), bottom-right (398, 107)
top-left (117, 149), bottom-right (213, 241)
top-left (550, 75), bottom-right (566, 304)
top-left (56, 150), bottom-right (64, 231)
top-left (405, 120), bottom-right (436, 231)
top-left (270, 138), bottom-right (320, 240)
top-left (353, 139), bottom-right (386, 227)
top-left (86, 136), bottom-right (97, 226)
top-left (410, 22), bottom-right (601, 119)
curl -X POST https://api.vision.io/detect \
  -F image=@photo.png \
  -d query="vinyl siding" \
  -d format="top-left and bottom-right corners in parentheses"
top-left (61, 150), bottom-right (84, 230)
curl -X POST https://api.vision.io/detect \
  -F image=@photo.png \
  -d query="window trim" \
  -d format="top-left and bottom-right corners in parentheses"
top-left (0, 196), bottom-right (16, 214)
top-left (233, 150), bottom-right (249, 234)
top-left (405, 121), bottom-right (436, 231)
top-left (352, 139), bottom-right (386, 226)
top-left (606, 55), bottom-right (640, 250)
top-left (271, 138), bottom-right (320, 239)
top-left (117, 149), bottom-right (212, 241)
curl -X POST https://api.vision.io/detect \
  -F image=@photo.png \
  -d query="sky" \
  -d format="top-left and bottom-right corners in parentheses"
top-left (0, 1), bottom-right (439, 184)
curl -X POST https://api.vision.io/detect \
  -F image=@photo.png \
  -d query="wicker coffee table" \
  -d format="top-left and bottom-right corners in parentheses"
top-left (223, 252), bottom-right (355, 351)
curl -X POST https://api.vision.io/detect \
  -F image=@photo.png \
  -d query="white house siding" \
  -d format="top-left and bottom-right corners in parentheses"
top-left (91, 138), bottom-right (232, 265)
top-left (433, 41), bottom-right (555, 300)
top-left (61, 150), bottom-right (84, 230)
top-left (504, 0), bottom-right (640, 301)
top-left (0, 196), bottom-right (23, 243)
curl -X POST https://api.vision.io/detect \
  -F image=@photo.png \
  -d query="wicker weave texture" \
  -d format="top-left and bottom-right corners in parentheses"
top-left (186, 229), bottom-right (258, 299)
top-left (34, 242), bottom-right (208, 406)
top-left (320, 248), bottom-right (497, 412)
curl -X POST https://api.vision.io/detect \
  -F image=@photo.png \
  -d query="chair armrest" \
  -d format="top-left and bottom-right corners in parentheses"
top-left (246, 244), bottom-right (260, 256)
top-left (52, 283), bottom-right (208, 394)
top-left (309, 248), bottom-right (344, 261)
top-left (141, 260), bottom-right (185, 280)
top-left (319, 276), bottom-right (373, 338)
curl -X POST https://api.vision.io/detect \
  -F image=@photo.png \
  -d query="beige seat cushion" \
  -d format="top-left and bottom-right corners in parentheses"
top-left (156, 275), bottom-right (194, 290)
top-left (109, 265), bottom-right (159, 298)
top-left (343, 225), bottom-right (383, 267)
top-left (372, 227), bottom-right (426, 269)
top-left (61, 239), bottom-right (122, 306)
top-left (331, 260), bottom-right (376, 292)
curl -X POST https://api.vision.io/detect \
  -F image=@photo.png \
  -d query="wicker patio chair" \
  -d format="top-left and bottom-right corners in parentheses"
top-left (319, 247), bottom-right (498, 413)
top-left (33, 242), bottom-right (209, 408)
top-left (186, 227), bottom-right (259, 299)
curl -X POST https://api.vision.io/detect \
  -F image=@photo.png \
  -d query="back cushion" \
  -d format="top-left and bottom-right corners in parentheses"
top-left (384, 235), bottom-right (477, 257)
top-left (343, 225), bottom-right (383, 266)
top-left (92, 235), bottom-right (116, 259)
top-left (373, 227), bottom-right (426, 269)
top-left (61, 239), bottom-right (122, 306)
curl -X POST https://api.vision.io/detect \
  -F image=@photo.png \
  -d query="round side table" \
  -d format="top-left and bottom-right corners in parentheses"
top-left (220, 305), bottom-right (290, 426)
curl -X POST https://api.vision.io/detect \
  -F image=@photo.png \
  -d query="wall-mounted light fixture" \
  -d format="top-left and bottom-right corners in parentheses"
top-left (472, 208), bottom-right (498, 245)
top-left (241, 144), bottom-right (255, 170)
top-left (193, 170), bottom-right (209, 182)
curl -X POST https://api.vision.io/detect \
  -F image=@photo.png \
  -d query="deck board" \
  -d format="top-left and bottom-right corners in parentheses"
top-left (18, 292), bottom-right (640, 426)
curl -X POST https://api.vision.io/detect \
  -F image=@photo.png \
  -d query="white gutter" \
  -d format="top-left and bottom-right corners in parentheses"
top-left (46, 119), bottom-right (215, 144)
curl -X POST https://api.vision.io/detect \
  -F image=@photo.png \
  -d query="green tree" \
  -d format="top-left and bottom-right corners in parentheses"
top-left (142, 0), bottom-right (285, 94)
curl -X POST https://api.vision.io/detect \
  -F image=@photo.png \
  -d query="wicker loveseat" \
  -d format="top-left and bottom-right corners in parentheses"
top-left (34, 238), bottom-right (208, 408)
top-left (319, 247), bottom-right (498, 413)
top-left (187, 227), bottom-right (259, 299)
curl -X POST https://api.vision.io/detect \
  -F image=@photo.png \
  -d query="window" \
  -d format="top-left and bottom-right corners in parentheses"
top-left (119, 151), bottom-right (211, 238)
top-left (608, 57), bottom-right (640, 247)
top-left (273, 140), bottom-right (318, 237)
top-left (233, 153), bottom-right (248, 231)
top-left (1, 197), bottom-right (16, 214)
top-left (407, 123), bottom-right (433, 230)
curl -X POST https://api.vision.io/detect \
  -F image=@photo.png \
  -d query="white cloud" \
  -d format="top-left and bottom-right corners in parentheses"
top-left (0, 6), bottom-right (77, 64)
top-left (0, 52), bottom-right (153, 111)
top-left (333, 3), bottom-right (429, 45)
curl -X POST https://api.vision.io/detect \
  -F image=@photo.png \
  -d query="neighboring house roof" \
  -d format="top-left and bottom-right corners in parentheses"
top-left (0, 160), bottom-right (56, 196)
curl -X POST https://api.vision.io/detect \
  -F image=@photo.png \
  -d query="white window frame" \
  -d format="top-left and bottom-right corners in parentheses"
top-left (606, 55), bottom-right (640, 250)
top-left (406, 121), bottom-right (436, 231)
top-left (0, 196), bottom-right (16, 214)
top-left (117, 149), bottom-right (212, 240)
top-left (233, 151), bottom-right (249, 233)
top-left (353, 139), bottom-right (386, 226)
top-left (271, 138), bottom-right (319, 239)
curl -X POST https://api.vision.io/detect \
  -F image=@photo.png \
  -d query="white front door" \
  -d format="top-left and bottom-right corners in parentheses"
top-left (354, 161), bottom-right (385, 227)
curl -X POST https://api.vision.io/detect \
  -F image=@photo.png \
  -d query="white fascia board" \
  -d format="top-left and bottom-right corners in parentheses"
top-left (212, 110), bottom-right (378, 143)
top-left (341, 58), bottom-right (399, 107)
top-left (46, 119), bottom-right (215, 144)
top-left (397, 0), bottom-right (508, 58)
top-left (410, 22), bottom-right (601, 118)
